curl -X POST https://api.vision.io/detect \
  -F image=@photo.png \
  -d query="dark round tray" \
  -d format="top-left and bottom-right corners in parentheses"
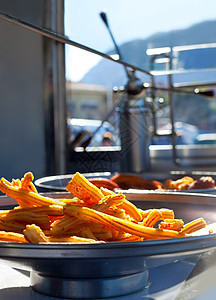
top-left (0, 192), bottom-right (216, 298)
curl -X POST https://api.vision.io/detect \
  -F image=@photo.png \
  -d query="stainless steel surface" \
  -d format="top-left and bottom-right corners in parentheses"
top-left (1, 192), bottom-right (216, 298)
top-left (119, 102), bottom-right (151, 173)
top-left (150, 144), bottom-right (216, 171)
top-left (31, 270), bottom-right (149, 299)
top-left (0, 1), bottom-right (66, 179)
top-left (43, 0), bottom-right (67, 175)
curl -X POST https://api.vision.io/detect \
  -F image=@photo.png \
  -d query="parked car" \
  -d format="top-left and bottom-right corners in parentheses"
top-left (67, 118), bottom-right (120, 148)
top-left (152, 122), bottom-right (199, 145)
top-left (194, 133), bottom-right (216, 144)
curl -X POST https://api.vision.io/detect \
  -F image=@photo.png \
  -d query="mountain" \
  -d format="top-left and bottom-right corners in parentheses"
top-left (81, 20), bottom-right (216, 88)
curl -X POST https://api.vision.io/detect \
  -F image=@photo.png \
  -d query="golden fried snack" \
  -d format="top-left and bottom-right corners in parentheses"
top-left (48, 236), bottom-right (104, 243)
top-left (143, 209), bottom-right (163, 227)
top-left (45, 225), bottom-right (81, 237)
top-left (106, 207), bottom-right (129, 220)
top-left (0, 177), bottom-right (63, 207)
top-left (66, 172), bottom-right (104, 206)
top-left (1, 210), bottom-right (50, 229)
top-left (110, 173), bottom-right (163, 190)
top-left (49, 222), bottom-right (114, 241)
top-left (188, 176), bottom-right (215, 190)
top-left (93, 193), bottom-right (125, 211)
top-left (93, 230), bottom-right (113, 241)
top-left (50, 215), bottom-right (83, 236)
top-left (11, 178), bottom-right (21, 188)
top-left (159, 208), bottom-right (175, 219)
top-left (0, 209), bottom-right (10, 217)
top-left (50, 193), bottom-right (125, 236)
top-left (23, 224), bottom-right (49, 243)
top-left (86, 223), bottom-right (114, 240)
top-left (100, 187), bottom-right (115, 196)
top-left (164, 179), bottom-right (172, 189)
top-left (13, 204), bottom-right (64, 216)
top-left (138, 208), bottom-right (174, 220)
top-left (80, 227), bottom-right (97, 240)
top-left (111, 232), bottom-right (143, 242)
top-left (99, 188), bottom-right (142, 222)
top-left (20, 172), bottom-right (38, 193)
top-left (58, 197), bottom-right (85, 206)
top-left (159, 219), bottom-right (184, 231)
top-left (0, 219), bottom-right (26, 233)
top-left (118, 199), bottom-right (142, 222)
top-left (0, 171), bottom-right (210, 244)
top-left (164, 176), bottom-right (194, 190)
top-left (64, 205), bottom-right (188, 239)
top-left (0, 231), bottom-right (27, 243)
top-left (181, 218), bottom-right (207, 234)
top-left (88, 178), bottom-right (120, 190)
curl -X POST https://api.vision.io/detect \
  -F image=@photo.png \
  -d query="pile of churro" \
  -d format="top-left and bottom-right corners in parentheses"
top-left (0, 171), bottom-right (208, 244)
top-left (88, 173), bottom-right (216, 191)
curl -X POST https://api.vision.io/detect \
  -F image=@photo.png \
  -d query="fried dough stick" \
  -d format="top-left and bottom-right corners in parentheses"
top-left (66, 172), bottom-right (104, 206)
top-left (64, 205), bottom-right (188, 239)
top-left (159, 219), bottom-right (184, 231)
top-left (91, 230), bottom-right (113, 241)
top-left (181, 218), bottom-right (207, 234)
top-left (80, 226), bottom-right (97, 240)
top-left (23, 224), bottom-right (49, 243)
top-left (111, 232), bottom-right (144, 242)
top-left (58, 197), bottom-right (85, 206)
top-left (81, 223), bottom-right (114, 241)
top-left (0, 173), bottom-right (82, 208)
top-left (1, 210), bottom-right (50, 229)
top-left (11, 172), bottom-right (38, 193)
top-left (49, 236), bottom-right (104, 243)
top-left (0, 177), bottom-right (64, 207)
top-left (49, 215), bottom-right (81, 236)
top-left (12, 204), bottom-right (64, 216)
top-left (142, 209), bottom-right (163, 227)
top-left (106, 207), bottom-right (129, 220)
top-left (20, 172), bottom-right (38, 193)
top-left (100, 187), bottom-right (142, 222)
top-left (0, 231), bottom-right (27, 243)
top-left (93, 193), bottom-right (125, 211)
top-left (164, 176), bottom-right (194, 190)
top-left (50, 193), bottom-right (125, 236)
top-left (117, 200), bottom-right (142, 222)
top-left (139, 208), bottom-right (174, 220)
top-left (0, 219), bottom-right (26, 233)
top-left (24, 224), bottom-right (104, 244)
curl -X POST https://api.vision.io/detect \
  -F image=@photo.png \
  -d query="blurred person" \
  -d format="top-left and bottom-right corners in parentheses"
top-left (102, 131), bottom-right (114, 146)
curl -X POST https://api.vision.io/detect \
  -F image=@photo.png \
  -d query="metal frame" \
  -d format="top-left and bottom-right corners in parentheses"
top-left (0, 11), bottom-right (152, 78)
top-left (148, 47), bottom-right (216, 167)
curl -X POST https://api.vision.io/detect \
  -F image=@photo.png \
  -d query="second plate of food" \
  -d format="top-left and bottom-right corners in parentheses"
top-left (35, 171), bottom-right (216, 194)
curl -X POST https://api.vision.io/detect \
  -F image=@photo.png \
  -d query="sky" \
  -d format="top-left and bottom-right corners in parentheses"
top-left (64, 0), bottom-right (216, 82)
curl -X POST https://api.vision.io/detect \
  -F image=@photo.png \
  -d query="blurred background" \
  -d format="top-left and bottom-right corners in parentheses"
top-left (0, 0), bottom-right (216, 181)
